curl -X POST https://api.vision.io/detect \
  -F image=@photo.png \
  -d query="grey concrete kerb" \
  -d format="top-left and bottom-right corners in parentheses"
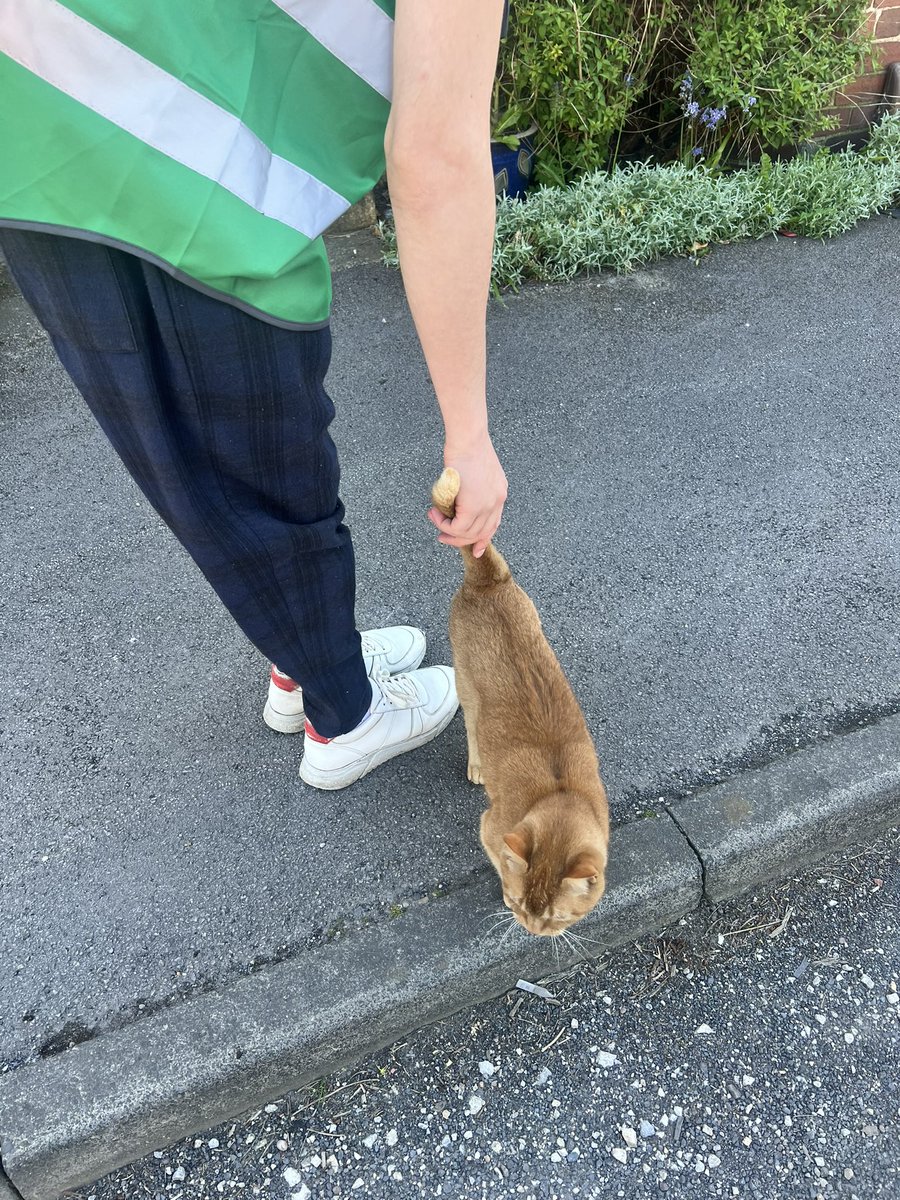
top-left (669, 712), bottom-right (900, 903)
top-left (1, 717), bottom-right (899, 1200)
top-left (0, 815), bottom-right (699, 1200)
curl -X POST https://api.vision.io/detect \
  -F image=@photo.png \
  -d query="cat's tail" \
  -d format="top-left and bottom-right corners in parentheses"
top-left (431, 467), bottom-right (511, 588)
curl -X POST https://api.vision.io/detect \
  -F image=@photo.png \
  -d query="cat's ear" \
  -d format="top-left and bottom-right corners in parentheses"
top-left (502, 829), bottom-right (532, 870)
top-left (563, 853), bottom-right (603, 892)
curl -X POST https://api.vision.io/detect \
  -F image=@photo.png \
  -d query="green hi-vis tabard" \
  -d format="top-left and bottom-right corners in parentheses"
top-left (0, 0), bottom-right (395, 327)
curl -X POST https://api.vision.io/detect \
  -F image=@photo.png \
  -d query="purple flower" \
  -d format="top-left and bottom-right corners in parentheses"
top-left (691, 146), bottom-right (703, 157)
top-left (679, 71), bottom-right (693, 98)
top-left (685, 99), bottom-right (700, 118)
top-left (700, 106), bottom-right (727, 130)
top-left (741, 94), bottom-right (758, 114)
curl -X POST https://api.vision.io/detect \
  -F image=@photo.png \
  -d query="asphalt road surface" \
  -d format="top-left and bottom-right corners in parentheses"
top-left (74, 826), bottom-right (900, 1200)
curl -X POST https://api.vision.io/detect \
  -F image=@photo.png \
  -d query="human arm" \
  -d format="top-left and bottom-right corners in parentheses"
top-left (384, 0), bottom-right (508, 557)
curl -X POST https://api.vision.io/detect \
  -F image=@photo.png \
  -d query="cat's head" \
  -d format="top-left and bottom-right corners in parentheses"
top-left (497, 821), bottom-right (607, 937)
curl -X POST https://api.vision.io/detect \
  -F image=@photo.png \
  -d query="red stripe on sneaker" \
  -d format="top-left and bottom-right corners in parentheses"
top-left (304, 720), bottom-right (331, 744)
top-left (270, 666), bottom-right (299, 692)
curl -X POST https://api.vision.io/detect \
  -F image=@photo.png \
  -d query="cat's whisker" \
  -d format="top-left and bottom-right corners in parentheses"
top-left (481, 915), bottom-right (516, 942)
top-left (559, 928), bottom-right (588, 962)
top-left (478, 910), bottom-right (511, 929)
top-left (480, 912), bottom-right (514, 934)
top-left (564, 926), bottom-right (606, 949)
top-left (551, 934), bottom-right (562, 971)
top-left (496, 919), bottom-right (523, 951)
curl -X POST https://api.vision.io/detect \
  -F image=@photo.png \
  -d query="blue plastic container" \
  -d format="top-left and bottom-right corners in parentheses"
top-left (491, 125), bottom-right (537, 200)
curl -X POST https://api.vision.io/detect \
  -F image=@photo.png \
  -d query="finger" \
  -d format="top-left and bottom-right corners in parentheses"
top-left (427, 507), bottom-right (454, 532)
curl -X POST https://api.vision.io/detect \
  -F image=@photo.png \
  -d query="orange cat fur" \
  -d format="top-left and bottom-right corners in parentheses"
top-left (431, 468), bottom-right (610, 937)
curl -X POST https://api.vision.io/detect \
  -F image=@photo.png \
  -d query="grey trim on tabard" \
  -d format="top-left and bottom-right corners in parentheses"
top-left (0, 219), bottom-right (332, 332)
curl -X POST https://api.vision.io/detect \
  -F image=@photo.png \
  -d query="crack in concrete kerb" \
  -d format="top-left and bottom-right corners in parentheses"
top-left (664, 804), bottom-right (708, 896)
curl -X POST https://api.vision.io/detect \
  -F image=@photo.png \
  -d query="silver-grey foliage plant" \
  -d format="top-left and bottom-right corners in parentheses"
top-left (378, 115), bottom-right (900, 293)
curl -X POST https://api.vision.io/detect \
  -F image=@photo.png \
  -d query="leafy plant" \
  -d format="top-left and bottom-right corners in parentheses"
top-left (672, 0), bottom-right (871, 167)
top-left (492, 0), bottom-right (871, 182)
top-left (493, 1), bottom-right (670, 186)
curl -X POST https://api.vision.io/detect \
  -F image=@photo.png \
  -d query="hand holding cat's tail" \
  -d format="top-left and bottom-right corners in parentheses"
top-left (431, 468), bottom-right (510, 587)
top-left (431, 467), bottom-right (461, 520)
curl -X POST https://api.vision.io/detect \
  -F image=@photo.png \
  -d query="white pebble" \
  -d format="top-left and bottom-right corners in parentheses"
top-left (695, 1023), bottom-right (714, 1035)
top-left (535, 1066), bottom-right (552, 1086)
top-left (886, 992), bottom-right (898, 1005)
top-left (611, 1147), bottom-right (628, 1165)
top-left (845, 1032), bottom-right (855, 1044)
top-left (596, 1051), bottom-right (619, 1068)
top-left (742, 1075), bottom-right (755, 1086)
top-left (708, 1155), bottom-right (721, 1168)
top-left (352, 1181), bottom-right (365, 1191)
top-left (468, 1095), bottom-right (485, 1116)
top-left (172, 1167), bottom-right (186, 1183)
top-left (385, 1128), bottom-right (399, 1147)
top-left (283, 1168), bottom-right (303, 1189)
top-left (621, 1125), bottom-right (638, 1148)
top-left (291, 1187), bottom-right (311, 1200)
top-left (276, 1139), bottom-right (288, 1152)
top-left (478, 1061), bottom-right (497, 1078)
top-left (362, 1134), bottom-right (377, 1149)
top-left (208, 1139), bottom-right (219, 1149)
top-left (491, 1141), bottom-right (502, 1153)
top-left (640, 1120), bottom-right (656, 1138)
top-left (861, 974), bottom-right (875, 989)
top-left (265, 1104), bottom-right (279, 1113)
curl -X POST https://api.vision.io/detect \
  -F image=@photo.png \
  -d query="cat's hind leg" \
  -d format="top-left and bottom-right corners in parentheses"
top-left (461, 701), bottom-right (484, 785)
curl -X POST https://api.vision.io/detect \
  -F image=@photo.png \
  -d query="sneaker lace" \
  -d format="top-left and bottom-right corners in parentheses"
top-left (373, 668), bottom-right (419, 709)
top-left (360, 632), bottom-right (384, 656)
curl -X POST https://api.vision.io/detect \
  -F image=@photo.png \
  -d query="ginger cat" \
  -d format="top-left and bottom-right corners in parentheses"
top-left (431, 468), bottom-right (610, 937)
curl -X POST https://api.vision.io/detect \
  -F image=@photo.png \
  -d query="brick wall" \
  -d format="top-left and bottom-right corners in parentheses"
top-left (832, 0), bottom-right (900, 130)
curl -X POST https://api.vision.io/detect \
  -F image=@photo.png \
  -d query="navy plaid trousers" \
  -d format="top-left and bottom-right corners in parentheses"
top-left (1, 228), bottom-right (371, 737)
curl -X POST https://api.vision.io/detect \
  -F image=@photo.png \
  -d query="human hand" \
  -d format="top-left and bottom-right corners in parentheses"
top-left (428, 432), bottom-right (507, 558)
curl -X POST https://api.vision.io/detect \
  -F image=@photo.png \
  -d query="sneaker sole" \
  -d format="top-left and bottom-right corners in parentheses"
top-left (298, 704), bottom-right (458, 791)
top-left (263, 701), bottom-right (306, 734)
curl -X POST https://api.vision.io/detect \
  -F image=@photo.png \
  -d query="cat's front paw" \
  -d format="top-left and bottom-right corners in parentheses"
top-left (467, 761), bottom-right (484, 785)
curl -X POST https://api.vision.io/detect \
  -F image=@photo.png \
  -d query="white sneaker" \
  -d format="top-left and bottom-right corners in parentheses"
top-left (299, 666), bottom-right (458, 790)
top-left (263, 625), bottom-right (427, 734)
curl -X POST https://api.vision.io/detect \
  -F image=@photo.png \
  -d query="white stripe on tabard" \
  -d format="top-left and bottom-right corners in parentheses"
top-left (0, 0), bottom-right (349, 239)
top-left (273, 0), bottom-right (394, 101)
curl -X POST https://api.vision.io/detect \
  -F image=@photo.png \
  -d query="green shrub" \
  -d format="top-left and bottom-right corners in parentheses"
top-left (674, 0), bottom-right (871, 167)
top-left (493, 1), bottom-right (668, 186)
top-left (494, 0), bottom-right (872, 182)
